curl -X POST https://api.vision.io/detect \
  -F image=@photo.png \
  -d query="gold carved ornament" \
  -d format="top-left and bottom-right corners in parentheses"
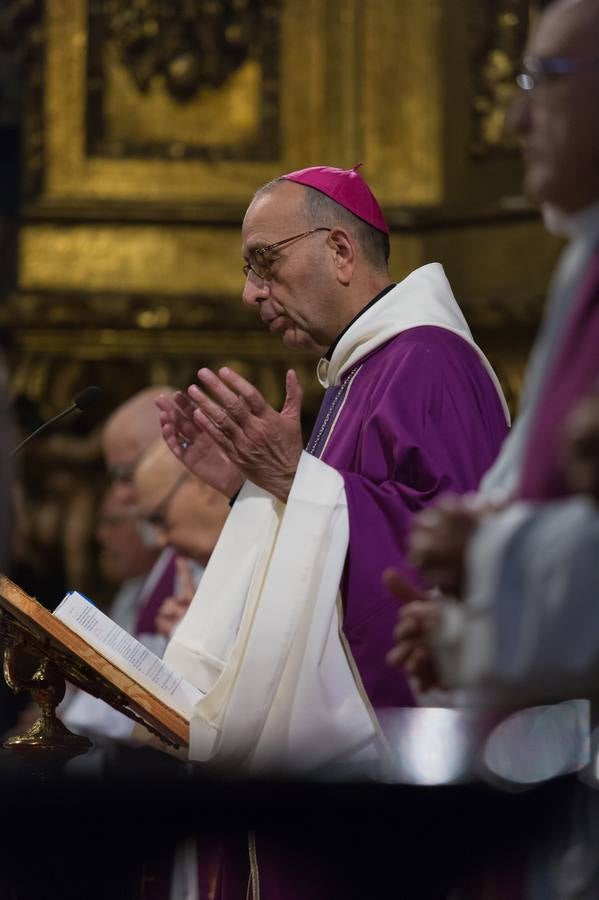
top-left (100, 0), bottom-right (265, 101)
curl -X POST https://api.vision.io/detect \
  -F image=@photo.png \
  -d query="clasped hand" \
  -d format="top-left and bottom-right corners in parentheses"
top-left (407, 493), bottom-right (485, 598)
top-left (563, 389), bottom-right (599, 503)
top-left (386, 493), bottom-right (498, 689)
top-left (384, 569), bottom-right (443, 691)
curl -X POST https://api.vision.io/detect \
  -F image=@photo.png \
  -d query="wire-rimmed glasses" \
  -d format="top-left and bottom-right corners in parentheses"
top-left (242, 227), bottom-right (331, 280)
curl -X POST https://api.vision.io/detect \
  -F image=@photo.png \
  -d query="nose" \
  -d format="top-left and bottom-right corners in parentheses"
top-left (506, 90), bottom-right (531, 139)
top-left (242, 271), bottom-right (270, 307)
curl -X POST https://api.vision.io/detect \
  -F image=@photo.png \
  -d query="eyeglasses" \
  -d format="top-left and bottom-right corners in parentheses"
top-left (97, 513), bottom-right (134, 528)
top-left (138, 472), bottom-right (188, 532)
top-left (516, 54), bottom-right (599, 91)
top-left (242, 227), bottom-right (331, 280)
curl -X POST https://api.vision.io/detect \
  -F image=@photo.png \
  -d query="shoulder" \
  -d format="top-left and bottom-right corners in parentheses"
top-left (352, 325), bottom-right (505, 430)
top-left (359, 326), bottom-right (484, 378)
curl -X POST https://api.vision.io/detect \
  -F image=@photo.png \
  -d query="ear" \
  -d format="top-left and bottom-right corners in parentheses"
top-left (326, 228), bottom-right (356, 285)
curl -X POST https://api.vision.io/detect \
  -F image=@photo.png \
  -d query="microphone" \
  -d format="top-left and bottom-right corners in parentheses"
top-left (11, 386), bottom-right (102, 456)
top-left (72, 385), bottom-right (101, 412)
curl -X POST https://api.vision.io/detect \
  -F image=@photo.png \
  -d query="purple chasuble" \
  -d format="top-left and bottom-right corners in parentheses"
top-left (518, 246), bottom-right (599, 501)
top-left (308, 326), bottom-right (508, 709)
top-left (201, 326), bottom-right (508, 900)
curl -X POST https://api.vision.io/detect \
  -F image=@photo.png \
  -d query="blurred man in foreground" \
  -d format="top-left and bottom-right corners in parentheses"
top-left (389, 0), bottom-right (599, 712)
top-left (385, 5), bottom-right (599, 895)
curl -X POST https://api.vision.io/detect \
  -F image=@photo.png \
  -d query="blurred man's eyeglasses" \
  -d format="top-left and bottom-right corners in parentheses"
top-left (139, 472), bottom-right (189, 532)
top-left (242, 227), bottom-right (331, 281)
top-left (516, 54), bottom-right (599, 91)
top-left (98, 513), bottom-right (132, 528)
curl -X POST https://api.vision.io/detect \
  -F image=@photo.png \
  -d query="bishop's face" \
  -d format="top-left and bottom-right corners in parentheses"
top-left (241, 182), bottom-right (337, 348)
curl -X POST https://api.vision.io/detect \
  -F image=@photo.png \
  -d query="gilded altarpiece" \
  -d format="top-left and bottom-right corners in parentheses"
top-left (2, 0), bottom-right (562, 592)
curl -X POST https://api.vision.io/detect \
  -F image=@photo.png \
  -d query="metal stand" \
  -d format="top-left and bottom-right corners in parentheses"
top-left (3, 645), bottom-right (92, 756)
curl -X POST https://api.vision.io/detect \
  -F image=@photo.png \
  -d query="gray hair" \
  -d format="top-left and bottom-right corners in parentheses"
top-left (255, 178), bottom-right (390, 271)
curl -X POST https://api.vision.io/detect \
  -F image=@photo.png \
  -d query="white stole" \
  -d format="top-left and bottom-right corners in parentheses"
top-left (164, 452), bottom-right (386, 774)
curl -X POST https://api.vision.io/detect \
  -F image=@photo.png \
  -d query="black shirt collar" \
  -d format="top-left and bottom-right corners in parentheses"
top-left (324, 283), bottom-right (396, 361)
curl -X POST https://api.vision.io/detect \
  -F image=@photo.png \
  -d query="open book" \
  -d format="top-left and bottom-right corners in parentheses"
top-left (0, 575), bottom-right (200, 747)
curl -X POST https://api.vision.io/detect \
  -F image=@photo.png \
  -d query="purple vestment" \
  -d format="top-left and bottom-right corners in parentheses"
top-left (310, 326), bottom-right (508, 709)
top-left (134, 548), bottom-right (177, 637)
top-left (519, 246), bottom-right (599, 501)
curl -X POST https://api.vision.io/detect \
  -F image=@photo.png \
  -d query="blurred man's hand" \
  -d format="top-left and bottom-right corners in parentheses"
top-left (408, 494), bottom-right (485, 597)
top-left (563, 389), bottom-right (599, 503)
top-left (384, 569), bottom-right (443, 692)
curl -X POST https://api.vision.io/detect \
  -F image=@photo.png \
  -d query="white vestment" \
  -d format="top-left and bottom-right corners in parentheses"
top-left (426, 203), bottom-right (599, 900)
top-left (434, 202), bottom-right (599, 708)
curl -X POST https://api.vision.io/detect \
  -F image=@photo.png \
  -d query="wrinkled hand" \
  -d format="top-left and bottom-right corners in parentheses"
top-left (187, 366), bottom-right (304, 503)
top-left (562, 389), bottom-right (599, 503)
top-left (408, 494), bottom-right (488, 598)
top-left (384, 569), bottom-right (443, 692)
top-left (157, 392), bottom-right (244, 499)
top-left (155, 557), bottom-right (196, 638)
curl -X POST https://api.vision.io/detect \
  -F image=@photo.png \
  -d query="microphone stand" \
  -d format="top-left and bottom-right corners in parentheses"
top-left (10, 387), bottom-right (101, 457)
top-left (10, 403), bottom-right (80, 457)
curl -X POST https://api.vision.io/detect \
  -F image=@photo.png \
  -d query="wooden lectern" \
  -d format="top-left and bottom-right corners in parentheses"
top-left (0, 574), bottom-right (188, 754)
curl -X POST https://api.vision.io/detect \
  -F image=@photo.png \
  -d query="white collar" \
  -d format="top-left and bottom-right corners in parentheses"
top-left (542, 199), bottom-right (599, 240)
top-left (316, 262), bottom-right (510, 424)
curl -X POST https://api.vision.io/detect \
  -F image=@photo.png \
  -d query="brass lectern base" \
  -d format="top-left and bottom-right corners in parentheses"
top-left (4, 715), bottom-right (92, 754)
top-left (2, 644), bottom-right (93, 758)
